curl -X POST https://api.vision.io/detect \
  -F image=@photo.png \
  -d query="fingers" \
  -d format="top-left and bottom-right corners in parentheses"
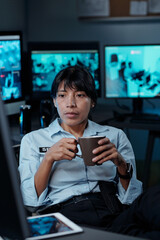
top-left (92, 138), bottom-right (113, 155)
top-left (92, 151), bottom-right (119, 165)
top-left (98, 137), bottom-right (110, 145)
top-left (59, 138), bottom-right (78, 158)
top-left (92, 138), bottom-right (120, 165)
top-left (46, 138), bottom-right (78, 162)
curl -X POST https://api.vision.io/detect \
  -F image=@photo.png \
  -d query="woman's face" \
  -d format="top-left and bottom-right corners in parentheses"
top-left (53, 81), bottom-right (93, 128)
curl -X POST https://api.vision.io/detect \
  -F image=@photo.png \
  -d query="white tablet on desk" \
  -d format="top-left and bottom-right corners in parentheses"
top-left (26, 212), bottom-right (83, 239)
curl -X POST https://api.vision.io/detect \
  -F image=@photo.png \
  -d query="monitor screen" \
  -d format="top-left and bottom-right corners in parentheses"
top-left (0, 32), bottom-right (23, 102)
top-left (0, 32), bottom-right (25, 115)
top-left (28, 42), bottom-right (100, 99)
top-left (104, 44), bottom-right (160, 99)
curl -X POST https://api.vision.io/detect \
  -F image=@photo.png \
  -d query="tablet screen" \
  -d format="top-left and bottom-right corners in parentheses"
top-left (26, 213), bottom-right (83, 239)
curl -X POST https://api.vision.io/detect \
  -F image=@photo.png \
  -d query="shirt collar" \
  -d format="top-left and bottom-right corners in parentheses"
top-left (48, 118), bottom-right (109, 138)
top-left (48, 118), bottom-right (65, 137)
top-left (83, 120), bottom-right (109, 136)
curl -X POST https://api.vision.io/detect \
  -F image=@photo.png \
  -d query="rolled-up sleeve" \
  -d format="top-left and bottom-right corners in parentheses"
top-left (117, 177), bottom-right (143, 204)
top-left (116, 129), bottom-right (143, 204)
top-left (18, 134), bottom-right (49, 207)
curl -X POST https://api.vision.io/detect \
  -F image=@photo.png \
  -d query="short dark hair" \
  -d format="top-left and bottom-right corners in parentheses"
top-left (51, 65), bottom-right (97, 104)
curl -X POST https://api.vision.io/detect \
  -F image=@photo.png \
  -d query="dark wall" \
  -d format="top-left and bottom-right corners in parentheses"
top-left (0, 0), bottom-right (27, 48)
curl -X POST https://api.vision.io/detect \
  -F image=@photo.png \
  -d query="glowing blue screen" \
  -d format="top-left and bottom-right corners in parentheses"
top-left (0, 35), bottom-right (22, 101)
top-left (31, 50), bottom-right (100, 93)
top-left (105, 45), bottom-right (160, 98)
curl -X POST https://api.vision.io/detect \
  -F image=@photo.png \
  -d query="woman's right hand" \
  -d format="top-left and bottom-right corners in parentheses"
top-left (44, 138), bottom-right (78, 163)
top-left (35, 138), bottom-right (78, 197)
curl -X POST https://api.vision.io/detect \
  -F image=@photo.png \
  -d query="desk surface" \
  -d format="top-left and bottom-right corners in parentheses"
top-left (101, 116), bottom-right (160, 131)
top-left (91, 104), bottom-right (160, 131)
top-left (53, 226), bottom-right (148, 240)
top-left (9, 105), bottom-right (160, 143)
top-left (0, 227), bottom-right (148, 240)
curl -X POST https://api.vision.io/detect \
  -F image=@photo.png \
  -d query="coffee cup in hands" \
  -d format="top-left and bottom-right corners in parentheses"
top-left (76, 136), bottom-right (105, 166)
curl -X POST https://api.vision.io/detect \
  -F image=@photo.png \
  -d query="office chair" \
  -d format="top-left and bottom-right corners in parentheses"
top-left (12, 144), bottom-right (21, 166)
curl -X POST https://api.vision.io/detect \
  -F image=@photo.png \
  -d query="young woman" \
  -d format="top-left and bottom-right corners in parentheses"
top-left (19, 66), bottom-right (160, 239)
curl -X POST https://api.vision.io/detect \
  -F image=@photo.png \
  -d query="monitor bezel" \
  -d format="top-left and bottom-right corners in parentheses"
top-left (28, 41), bottom-right (101, 101)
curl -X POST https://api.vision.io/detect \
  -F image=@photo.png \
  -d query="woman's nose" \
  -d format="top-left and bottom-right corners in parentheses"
top-left (66, 95), bottom-right (76, 107)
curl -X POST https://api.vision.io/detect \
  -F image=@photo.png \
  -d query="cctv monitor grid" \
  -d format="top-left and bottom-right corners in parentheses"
top-left (0, 34), bottom-right (23, 102)
top-left (0, 34), bottom-right (160, 113)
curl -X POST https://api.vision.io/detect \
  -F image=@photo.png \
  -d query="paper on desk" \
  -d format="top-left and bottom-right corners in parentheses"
top-left (130, 1), bottom-right (148, 16)
top-left (148, 0), bottom-right (160, 13)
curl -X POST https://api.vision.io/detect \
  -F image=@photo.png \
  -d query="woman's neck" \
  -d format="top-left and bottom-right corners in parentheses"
top-left (61, 121), bottom-right (88, 139)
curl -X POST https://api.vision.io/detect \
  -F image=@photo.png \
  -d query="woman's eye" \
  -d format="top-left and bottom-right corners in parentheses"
top-left (77, 93), bottom-right (86, 97)
top-left (58, 94), bottom-right (65, 98)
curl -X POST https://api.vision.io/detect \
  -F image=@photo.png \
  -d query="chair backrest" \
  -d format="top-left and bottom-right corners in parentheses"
top-left (12, 144), bottom-right (21, 166)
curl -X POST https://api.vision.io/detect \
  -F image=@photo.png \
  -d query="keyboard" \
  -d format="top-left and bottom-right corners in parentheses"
top-left (130, 114), bottom-right (160, 124)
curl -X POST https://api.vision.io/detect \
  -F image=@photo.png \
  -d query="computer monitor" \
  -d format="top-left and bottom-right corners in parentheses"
top-left (28, 42), bottom-right (100, 100)
top-left (0, 31), bottom-right (25, 115)
top-left (104, 44), bottom-right (160, 114)
top-left (0, 95), bottom-right (30, 239)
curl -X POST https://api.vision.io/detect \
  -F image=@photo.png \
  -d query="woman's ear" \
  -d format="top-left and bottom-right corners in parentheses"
top-left (53, 99), bottom-right (57, 108)
top-left (91, 101), bottom-right (95, 108)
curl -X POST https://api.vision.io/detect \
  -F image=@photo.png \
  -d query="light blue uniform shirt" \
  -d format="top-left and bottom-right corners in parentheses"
top-left (19, 119), bottom-right (142, 207)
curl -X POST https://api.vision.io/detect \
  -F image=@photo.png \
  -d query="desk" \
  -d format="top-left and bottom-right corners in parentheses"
top-left (53, 226), bottom-right (148, 240)
top-left (99, 117), bottom-right (160, 190)
top-left (0, 227), bottom-right (148, 240)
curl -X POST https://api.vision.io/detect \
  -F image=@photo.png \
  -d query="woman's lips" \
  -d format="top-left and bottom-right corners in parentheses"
top-left (65, 112), bottom-right (79, 118)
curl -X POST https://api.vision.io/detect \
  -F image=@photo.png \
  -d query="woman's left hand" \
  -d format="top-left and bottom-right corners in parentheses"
top-left (92, 137), bottom-right (125, 167)
top-left (92, 137), bottom-right (130, 189)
